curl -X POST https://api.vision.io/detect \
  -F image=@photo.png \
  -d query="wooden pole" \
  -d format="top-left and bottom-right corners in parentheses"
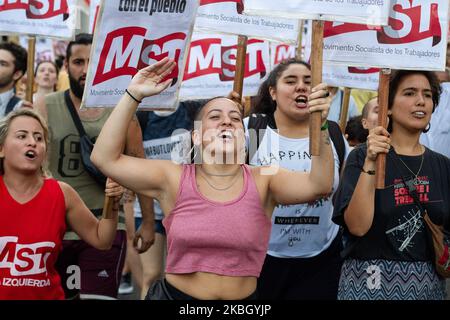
top-left (309, 20), bottom-right (324, 156)
top-left (375, 68), bottom-right (391, 189)
top-left (102, 194), bottom-right (115, 219)
top-left (26, 36), bottom-right (36, 103)
top-left (339, 87), bottom-right (352, 132)
top-left (232, 35), bottom-right (248, 104)
top-left (296, 20), bottom-right (305, 60)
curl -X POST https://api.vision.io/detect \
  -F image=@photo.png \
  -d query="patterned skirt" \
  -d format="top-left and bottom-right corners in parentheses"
top-left (338, 259), bottom-right (446, 300)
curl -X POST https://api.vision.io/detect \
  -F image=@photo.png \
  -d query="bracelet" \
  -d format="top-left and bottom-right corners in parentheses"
top-left (361, 167), bottom-right (376, 175)
top-left (125, 89), bottom-right (142, 104)
top-left (320, 120), bottom-right (329, 131)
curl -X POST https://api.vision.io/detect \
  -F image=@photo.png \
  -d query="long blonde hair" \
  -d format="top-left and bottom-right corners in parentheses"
top-left (0, 108), bottom-right (50, 176)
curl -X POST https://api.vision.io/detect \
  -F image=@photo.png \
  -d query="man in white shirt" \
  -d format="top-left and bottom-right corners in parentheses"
top-left (0, 42), bottom-right (27, 118)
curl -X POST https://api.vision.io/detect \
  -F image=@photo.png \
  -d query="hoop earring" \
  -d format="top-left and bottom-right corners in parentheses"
top-left (423, 123), bottom-right (431, 133)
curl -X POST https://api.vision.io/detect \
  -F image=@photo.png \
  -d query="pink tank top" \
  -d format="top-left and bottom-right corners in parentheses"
top-left (163, 164), bottom-right (271, 277)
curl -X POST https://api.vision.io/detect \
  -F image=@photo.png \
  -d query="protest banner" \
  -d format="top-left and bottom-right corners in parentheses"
top-left (323, 66), bottom-right (380, 91)
top-left (19, 36), bottom-right (55, 66)
top-left (323, 0), bottom-right (449, 71)
top-left (243, 0), bottom-right (391, 25)
top-left (83, 0), bottom-right (199, 109)
top-left (196, 0), bottom-right (299, 43)
top-left (180, 32), bottom-right (270, 99)
top-left (88, 0), bottom-right (100, 33)
top-left (0, 0), bottom-right (78, 39)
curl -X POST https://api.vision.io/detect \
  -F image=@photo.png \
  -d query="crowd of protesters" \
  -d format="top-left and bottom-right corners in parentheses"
top-left (0, 34), bottom-right (449, 301)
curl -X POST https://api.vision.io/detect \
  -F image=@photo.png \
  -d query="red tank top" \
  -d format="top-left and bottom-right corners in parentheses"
top-left (0, 176), bottom-right (66, 300)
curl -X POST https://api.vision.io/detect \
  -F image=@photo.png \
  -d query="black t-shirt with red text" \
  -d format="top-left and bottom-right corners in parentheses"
top-left (333, 144), bottom-right (450, 261)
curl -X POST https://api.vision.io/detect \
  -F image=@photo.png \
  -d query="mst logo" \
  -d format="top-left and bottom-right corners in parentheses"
top-left (93, 27), bottom-right (186, 86)
top-left (184, 38), bottom-right (266, 81)
top-left (324, 1), bottom-right (442, 46)
top-left (0, 236), bottom-right (55, 276)
top-left (272, 44), bottom-right (296, 66)
top-left (0, 0), bottom-right (69, 20)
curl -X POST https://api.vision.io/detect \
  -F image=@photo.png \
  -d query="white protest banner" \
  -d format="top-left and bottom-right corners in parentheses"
top-left (19, 36), bottom-right (55, 66)
top-left (243, 0), bottom-right (391, 25)
top-left (323, 0), bottom-right (449, 71)
top-left (196, 0), bottom-right (299, 43)
top-left (180, 33), bottom-right (270, 99)
top-left (270, 42), bottom-right (379, 91)
top-left (269, 20), bottom-right (311, 64)
top-left (323, 66), bottom-right (380, 91)
top-left (83, 0), bottom-right (199, 109)
top-left (0, 0), bottom-right (78, 39)
top-left (88, 0), bottom-right (100, 33)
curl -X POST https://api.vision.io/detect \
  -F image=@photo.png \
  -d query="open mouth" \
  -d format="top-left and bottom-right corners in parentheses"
top-left (412, 111), bottom-right (426, 119)
top-left (294, 95), bottom-right (308, 108)
top-left (25, 150), bottom-right (36, 160)
top-left (218, 130), bottom-right (234, 141)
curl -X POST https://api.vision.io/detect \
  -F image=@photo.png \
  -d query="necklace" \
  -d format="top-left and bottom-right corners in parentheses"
top-left (396, 150), bottom-right (425, 182)
top-left (197, 166), bottom-right (242, 191)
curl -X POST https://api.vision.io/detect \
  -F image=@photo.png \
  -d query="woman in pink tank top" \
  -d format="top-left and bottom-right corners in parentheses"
top-left (92, 58), bottom-right (335, 300)
top-left (0, 109), bottom-right (123, 300)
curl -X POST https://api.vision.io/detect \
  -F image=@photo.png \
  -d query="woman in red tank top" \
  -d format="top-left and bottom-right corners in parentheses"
top-left (0, 109), bottom-right (123, 300)
top-left (92, 58), bottom-right (335, 300)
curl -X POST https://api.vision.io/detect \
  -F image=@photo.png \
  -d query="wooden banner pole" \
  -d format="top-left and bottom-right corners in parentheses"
top-left (339, 87), bottom-right (351, 132)
top-left (232, 35), bottom-right (248, 104)
top-left (296, 20), bottom-right (305, 60)
top-left (309, 20), bottom-right (324, 156)
top-left (375, 68), bottom-right (391, 189)
top-left (25, 36), bottom-right (36, 103)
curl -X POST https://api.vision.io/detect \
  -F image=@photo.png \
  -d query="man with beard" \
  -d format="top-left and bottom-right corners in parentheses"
top-left (35, 33), bottom-right (155, 300)
top-left (0, 42), bottom-right (27, 118)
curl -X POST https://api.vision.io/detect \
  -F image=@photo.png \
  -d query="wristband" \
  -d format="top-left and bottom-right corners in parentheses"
top-left (126, 89), bottom-right (142, 104)
top-left (320, 120), bottom-right (329, 131)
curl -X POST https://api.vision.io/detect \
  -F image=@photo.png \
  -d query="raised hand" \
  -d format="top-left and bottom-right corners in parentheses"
top-left (308, 83), bottom-right (331, 123)
top-left (127, 57), bottom-right (177, 102)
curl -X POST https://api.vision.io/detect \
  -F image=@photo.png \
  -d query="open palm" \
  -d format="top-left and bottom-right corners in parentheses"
top-left (128, 57), bottom-right (176, 100)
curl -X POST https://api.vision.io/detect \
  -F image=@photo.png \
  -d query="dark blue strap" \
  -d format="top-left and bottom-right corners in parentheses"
top-left (5, 96), bottom-right (21, 115)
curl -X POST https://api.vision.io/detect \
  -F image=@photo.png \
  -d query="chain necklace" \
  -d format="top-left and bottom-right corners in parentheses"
top-left (395, 149), bottom-right (425, 183)
top-left (197, 166), bottom-right (242, 191)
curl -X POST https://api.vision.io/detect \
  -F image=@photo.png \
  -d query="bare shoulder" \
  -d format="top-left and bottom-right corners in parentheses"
top-left (56, 181), bottom-right (76, 205)
top-left (152, 160), bottom-right (185, 206)
top-left (248, 165), bottom-right (274, 189)
top-left (249, 164), bottom-right (281, 183)
top-left (163, 161), bottom-right (185, 187)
